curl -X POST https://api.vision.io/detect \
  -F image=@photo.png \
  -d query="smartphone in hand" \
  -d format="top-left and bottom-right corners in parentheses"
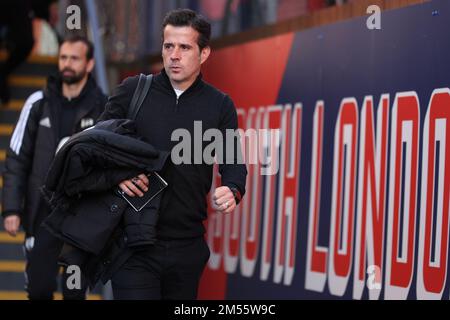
top-left (118, 172), bottom-right (168, 212)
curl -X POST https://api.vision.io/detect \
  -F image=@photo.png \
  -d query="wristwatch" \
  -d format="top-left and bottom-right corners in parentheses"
top-left (229, 187), bottom-right (242, 205)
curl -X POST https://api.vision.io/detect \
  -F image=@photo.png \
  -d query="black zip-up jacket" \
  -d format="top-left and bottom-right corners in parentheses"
top-left (1, 74), bottom-right (107, 235)
top-left (98, 69), bottom-right (247, 239)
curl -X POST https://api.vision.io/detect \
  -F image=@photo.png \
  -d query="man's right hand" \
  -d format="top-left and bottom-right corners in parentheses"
top-left (3, 215), bottom-right (21, 237)
top-left (119, 173), bottom-right (149, 197)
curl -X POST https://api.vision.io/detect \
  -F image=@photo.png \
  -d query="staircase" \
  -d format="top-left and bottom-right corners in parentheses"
top-left (0, 50), bottom-right (103, 300)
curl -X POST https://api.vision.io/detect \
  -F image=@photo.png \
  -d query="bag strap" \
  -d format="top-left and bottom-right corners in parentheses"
top-left (127, 73), bottom-right (153, 120)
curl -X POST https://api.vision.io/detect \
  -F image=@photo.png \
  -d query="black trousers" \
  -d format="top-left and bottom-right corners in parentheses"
top-left (24, 225), bottom-right (87, 300)
top-left (111, 236), bottom-right (210, 300)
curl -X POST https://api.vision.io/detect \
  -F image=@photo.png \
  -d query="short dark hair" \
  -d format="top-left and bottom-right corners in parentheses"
top-left (60, 35), bottom-right (94, 60)
top-left (162, 9), bottom-right (211, 50)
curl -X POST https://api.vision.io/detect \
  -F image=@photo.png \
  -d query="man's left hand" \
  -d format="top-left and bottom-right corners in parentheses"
top-left (213, 186), bottom-right (236, 214)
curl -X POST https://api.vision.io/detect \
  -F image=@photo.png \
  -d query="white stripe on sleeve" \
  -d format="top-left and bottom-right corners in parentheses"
top-left (10, 91), bottom-right (44, 155)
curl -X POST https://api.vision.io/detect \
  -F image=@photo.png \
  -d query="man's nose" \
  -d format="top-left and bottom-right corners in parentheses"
top-left (170, 47), bottom-right (181, 60)
top-left (63, 59), bottom-right (72, 68)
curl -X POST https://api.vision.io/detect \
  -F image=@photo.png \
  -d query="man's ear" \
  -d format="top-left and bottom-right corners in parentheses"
top-left (200, 46), bottom-right (211, 65)
top-left (86, 59), bottom-right (95, 73)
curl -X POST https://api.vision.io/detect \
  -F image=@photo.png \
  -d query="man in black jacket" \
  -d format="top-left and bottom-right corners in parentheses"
top-left (98, 9), bottom-right (247, 299)
top-left (1, 35), bottom-right (107, 300)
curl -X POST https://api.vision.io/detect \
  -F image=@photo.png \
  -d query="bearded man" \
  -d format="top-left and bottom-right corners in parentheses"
top-left (1, 35), bottom-right (107, 300)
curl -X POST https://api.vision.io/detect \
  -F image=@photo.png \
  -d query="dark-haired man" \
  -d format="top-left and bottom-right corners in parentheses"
top-left (1, 35), bottom-right (107, 300)
top-left (98, 9), bottom-right (247, 300)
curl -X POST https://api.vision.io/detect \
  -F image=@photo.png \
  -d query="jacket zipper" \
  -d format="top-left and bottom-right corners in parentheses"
top-left (175, 95), bottom-right (181, 111)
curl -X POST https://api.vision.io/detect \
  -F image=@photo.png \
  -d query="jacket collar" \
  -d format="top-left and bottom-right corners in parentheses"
top-left (45, 73), bottom-right (102, 130)
top-left (46, 73), bottom-right (98, 102)
top-left (158, 68), bottom-right (204, 98)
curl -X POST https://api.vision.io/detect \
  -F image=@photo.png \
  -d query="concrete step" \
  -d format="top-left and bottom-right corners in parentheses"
top-left (0, 62), bottom-right (57, 78)
top-left (8, 76), bottom-right (47, 89)
top-left (7, 87), bottom-right (43, 102)
top-left (0, 243), bottom-right (24, 261)
top-left (0, 273), bottom-right (25, 291)
top-left (1, 99), bottom-right (26, 112)
top-left (0, 108), bottom-right (21, 124)
top-left (0, 260), bottom-right (25, 273)
top-left (0, 125), bottom-right (13, 136)
top-left (0, 258), bottom-right (105, 297)
top-left (0, 291), bottom-right (102, 300)
top-left (0, 232), bottom-right (25, 244)
top-left (0, 291), bottom-right (103, 300)
top-left (0, 137), bottom-right (10, 150)
top-left (0, 50), bottom-right (57, 65)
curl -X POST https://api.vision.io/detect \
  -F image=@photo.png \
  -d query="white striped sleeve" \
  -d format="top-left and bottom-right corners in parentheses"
top-left (10, 91), bottom-right (44, 155)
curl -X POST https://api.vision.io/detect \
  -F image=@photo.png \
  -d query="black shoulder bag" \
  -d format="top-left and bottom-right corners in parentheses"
top-left (127, 73), bottom-right (153, 120)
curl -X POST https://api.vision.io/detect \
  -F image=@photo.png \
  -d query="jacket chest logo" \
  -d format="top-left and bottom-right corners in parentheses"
top-left (39, 117), bottom-right (51, 128)
top-left (81, 118), bottom-right (94, 129)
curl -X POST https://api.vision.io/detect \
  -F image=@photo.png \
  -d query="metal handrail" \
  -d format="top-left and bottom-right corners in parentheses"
top-left (85, 0), bottom-right (109, 94)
